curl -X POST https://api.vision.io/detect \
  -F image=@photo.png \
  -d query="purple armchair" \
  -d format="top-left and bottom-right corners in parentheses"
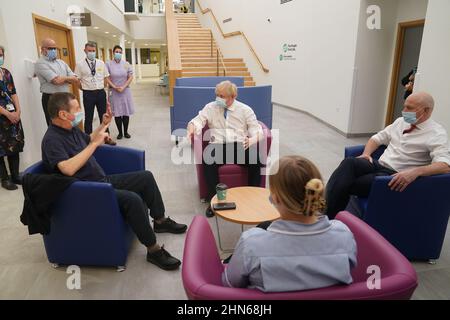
top-left (182, 212), bottom-right (418, 300)
top-left (193, 121), bottom-right (272, 200)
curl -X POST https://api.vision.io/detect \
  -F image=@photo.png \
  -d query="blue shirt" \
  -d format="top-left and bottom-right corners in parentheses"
top-left (222, 216), bottom-right (357, 293)
top-left (41, 124), bottom-right (106, 182)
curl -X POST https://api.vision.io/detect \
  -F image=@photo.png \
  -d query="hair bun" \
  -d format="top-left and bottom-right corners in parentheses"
top-left (305, 179), bottom-right (324, 193)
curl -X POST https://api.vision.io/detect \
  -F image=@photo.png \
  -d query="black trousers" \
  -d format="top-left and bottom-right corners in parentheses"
top-left (83, 89), bottom-right (107, 135)
top-left (41, 93), bottom-right (52, 126)
top-left (204, 142), bottom-right (262, 201)
top-left (325, 157), bottom-right (397, 219)
top-left (0, 153), bottom-right (19, 180)
top-left (106, 171), bottom-right (165, 247)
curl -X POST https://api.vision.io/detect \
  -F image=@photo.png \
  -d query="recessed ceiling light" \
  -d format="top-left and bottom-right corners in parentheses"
top-left (93, 27), bottom-right (99, 30)
top-left (145, 43), bottom-right (149, 46)
top-left (105, 31), bottom-right (110, 34)
top-left (112, 35), bottom-right (117, 37)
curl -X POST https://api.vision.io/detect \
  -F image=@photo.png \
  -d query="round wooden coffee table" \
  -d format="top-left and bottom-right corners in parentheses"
top-left (211, 187), bottom-right (280, 251)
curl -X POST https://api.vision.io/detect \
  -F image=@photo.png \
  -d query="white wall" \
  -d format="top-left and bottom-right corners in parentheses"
top-left (349, 0), bottom-right (399, 134)
top-left (397, 0), bottom-right (429, 22)
top-left (129, 16), bottom-right (166, 41)
top-left (197, 0), bottom-right (362, 134)
top-left (417, 0), bottom-right (450, 133)
top-left (141, 64), bottom-right (160, 77)
top-left (0, 0), bottom-right (133, 168)
top-left (110, 0), bottom-right (125, 13)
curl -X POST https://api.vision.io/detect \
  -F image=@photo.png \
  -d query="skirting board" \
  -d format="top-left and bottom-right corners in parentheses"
top-left (273, 102), bottom-right (376, 138)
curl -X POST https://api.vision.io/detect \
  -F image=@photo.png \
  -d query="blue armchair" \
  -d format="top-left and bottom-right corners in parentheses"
top-left (345, 145), bottom-right (450, 261)
top-left (175, 76), bottom-right (245, 87)
top-left (23, 145), bottom-right (145, 271)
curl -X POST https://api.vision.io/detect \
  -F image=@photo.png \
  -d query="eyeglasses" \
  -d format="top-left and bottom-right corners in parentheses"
top-left (46, 47), bottom-right (57, 50)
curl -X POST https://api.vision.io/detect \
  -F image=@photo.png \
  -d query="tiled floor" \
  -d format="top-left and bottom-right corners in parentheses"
top-left (0, 81), bottom-right (449, 299)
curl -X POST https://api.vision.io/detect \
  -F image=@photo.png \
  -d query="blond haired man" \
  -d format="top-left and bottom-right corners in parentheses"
top-left (187, 81), bottom-right (264, 217)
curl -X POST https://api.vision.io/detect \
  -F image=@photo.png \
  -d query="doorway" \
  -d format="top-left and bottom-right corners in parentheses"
top-left (32, 14), bottom-right (79, 101)
top-left (101, 47), bottom-right (106, 62)
top-left (386, 20), bottom-right (425, 125)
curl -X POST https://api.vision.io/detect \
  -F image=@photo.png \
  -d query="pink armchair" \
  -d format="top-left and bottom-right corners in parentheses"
top-left (193, 121), bottom-right (272, 201)
top-left (182, 212), bottom-right (418, 300)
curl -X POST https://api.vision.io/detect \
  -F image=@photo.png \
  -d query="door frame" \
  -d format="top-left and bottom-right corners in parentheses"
top-left (32, 14), bottom-right (77, 70)
top-left (385, 19), bottom-right (425, 125)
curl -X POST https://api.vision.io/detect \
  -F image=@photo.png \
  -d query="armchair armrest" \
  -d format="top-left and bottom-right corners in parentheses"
top-left (182, 216), bottom-right (224, 297)
top-left (345, 145), bottom-right (365, 158)
top-left (94, 145), bottom-right (145, 175)
top-left (345, 145), bottom-right (387, 161)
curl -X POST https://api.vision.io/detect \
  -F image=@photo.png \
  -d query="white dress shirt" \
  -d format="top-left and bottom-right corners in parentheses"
top-left (189, 99), bottom-right (263, 144)
top-left (75, 59), bottom-right (109, 91)
top-left (372, 117), bottom-right (450, 172)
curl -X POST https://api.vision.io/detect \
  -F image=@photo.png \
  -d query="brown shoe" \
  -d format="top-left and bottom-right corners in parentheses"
top-left (105, 137), bottom-right (117, 146)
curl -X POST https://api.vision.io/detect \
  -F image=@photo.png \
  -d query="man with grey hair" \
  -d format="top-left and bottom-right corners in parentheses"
top-left (187, 80), bottom-right (264, 217)
top-left (35, 38), bottom-right (79, 126)
top-left (325, 92), bottom-right (450, 218)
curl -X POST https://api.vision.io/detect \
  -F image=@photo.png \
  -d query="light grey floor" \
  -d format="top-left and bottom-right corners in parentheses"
top-left (0, 82), bottom-right (449, 300)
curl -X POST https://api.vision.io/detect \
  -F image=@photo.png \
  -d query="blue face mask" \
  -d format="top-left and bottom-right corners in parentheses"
top-left (216, 97), bottom-right (227, 108)
top-left (87, 52), bottom-right (96, 61)
top-left (402, 111), bottom-right (418, 125)
top-left (114, 53), bottom-right (122, 61)
top-left (71, 112), bottom-right (84, 128)
top-left (46, 49), bottom-right (57, 61)
top-left (0, 57), bottom-right (4, 67)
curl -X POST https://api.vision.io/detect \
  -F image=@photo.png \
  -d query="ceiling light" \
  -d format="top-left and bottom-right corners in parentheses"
top-left (93, 26), bottom-right (99, 30)
top-left (105, 31), bottom-right (110, 34)
top-left (112, 35), bottom-right (117, 38)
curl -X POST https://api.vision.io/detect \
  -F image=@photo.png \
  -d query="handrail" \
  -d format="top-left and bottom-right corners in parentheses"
top-left (196, 0), bottom-right (269, 73)
top-left (165, 0), bottom-right (183, 105)
top-left (210, 30), bottom-right (227, 76)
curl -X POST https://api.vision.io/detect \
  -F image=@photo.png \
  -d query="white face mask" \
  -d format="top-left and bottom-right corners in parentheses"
top-left (216, 97), bottom-right (227, 108)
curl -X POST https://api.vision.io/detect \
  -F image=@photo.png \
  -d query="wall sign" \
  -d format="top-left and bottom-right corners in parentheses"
top-left (279, 43), bottom-right (298, 61)
top-left (70, 13), bottom-right (92, 27)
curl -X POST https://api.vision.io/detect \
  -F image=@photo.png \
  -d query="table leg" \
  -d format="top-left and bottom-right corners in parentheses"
top-left (214, 215), bottom-right (235, 253)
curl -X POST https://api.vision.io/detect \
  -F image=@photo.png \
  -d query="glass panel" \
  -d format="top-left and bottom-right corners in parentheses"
top-left (139, 0), bottom-right (165, 15)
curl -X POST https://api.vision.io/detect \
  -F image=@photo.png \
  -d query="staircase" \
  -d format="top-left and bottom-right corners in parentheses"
top-left (175, 14), bottom-right (255, 86)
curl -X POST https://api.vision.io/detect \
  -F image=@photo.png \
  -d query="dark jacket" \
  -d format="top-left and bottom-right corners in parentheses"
top-left (20, 173), bottom-right (76, 235)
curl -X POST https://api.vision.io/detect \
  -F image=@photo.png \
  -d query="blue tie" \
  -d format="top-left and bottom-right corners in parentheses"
top-left (224, 108), bottom-right (228, 119)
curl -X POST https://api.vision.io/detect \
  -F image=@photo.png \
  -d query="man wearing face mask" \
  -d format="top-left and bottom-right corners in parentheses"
top-left (187, 81), bottom-right (264, 218)
top-left (75, 42), bottom-right (115, 145)
top-left (325, 92), bottom-right (450, 219)
top-left (35, 38), bottom-right (79, 126)
top-left (41, 92), bottom-right (187, 271)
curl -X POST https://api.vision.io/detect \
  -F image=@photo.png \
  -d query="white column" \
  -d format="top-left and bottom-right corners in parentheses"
top-left (120, 35), bottom-right (126, 52)
top-left (131, 42), bottom-right (137, 84)
top-left (137, 46), bottom-right (143, 80)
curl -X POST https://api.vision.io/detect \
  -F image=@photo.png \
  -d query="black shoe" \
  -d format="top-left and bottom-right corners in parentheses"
top-left (205, 206), bottom-right (215, 218)
top-left (154, 217), bottom-right (187, 234)
top-left (1, 179), bottom-right (18, 191)
top-left (146, 245), bottom-right (181, 271)
top-left (117, 134), bottom-right (123, 140)
top-left (124, 133), bottom-right (131, 139)
top-left (11, 175), bottom-right (22, 185)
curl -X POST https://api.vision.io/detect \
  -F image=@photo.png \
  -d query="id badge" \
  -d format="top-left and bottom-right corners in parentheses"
top-left (6, 103), bottom-right (15, 112)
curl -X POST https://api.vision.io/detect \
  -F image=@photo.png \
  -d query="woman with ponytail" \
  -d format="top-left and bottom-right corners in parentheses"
top-left (222, 156), bottom-right (357, 293)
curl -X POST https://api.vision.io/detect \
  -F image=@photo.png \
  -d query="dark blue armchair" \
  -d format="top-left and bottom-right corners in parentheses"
top-left (24, 145), bottom-right (145, 271)
top-left (345, 145), bottom-right (450, 262)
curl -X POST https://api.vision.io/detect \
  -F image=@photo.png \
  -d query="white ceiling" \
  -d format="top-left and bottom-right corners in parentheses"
top-left (86, 11), bottom-right (166, 49)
